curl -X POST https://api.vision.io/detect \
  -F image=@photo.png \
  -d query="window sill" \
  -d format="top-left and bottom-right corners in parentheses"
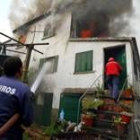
top-left (69, 37), bottom-right (131, 42)
top-left (73, 70), bottom-right (96, 75)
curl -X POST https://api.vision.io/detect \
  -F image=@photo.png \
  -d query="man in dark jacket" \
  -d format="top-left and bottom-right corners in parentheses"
top-left (0, 56), bottom-right (34, 140)
top-left (105, 57), bottom-right (122, 103)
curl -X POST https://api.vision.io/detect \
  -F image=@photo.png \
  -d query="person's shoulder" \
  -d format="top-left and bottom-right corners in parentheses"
top-left (0, 75), bottom-right (6, 79)
top-left (14, 79), bottom-right (30, 93)
top-left (0, 76), bottom-right (9, 82)
top-left (106, 61), bottom-right (111, 65)
top-left (115, 61), bottom-right (121, 65)
top-left (17, 80), bottom-right (30, 89)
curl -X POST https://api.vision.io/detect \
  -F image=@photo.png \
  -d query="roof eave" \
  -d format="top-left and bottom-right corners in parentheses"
top-left (13, 11), bottom-right (51, 33)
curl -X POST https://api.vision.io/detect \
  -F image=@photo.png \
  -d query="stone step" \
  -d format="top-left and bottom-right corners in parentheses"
top-left (86, 108), bottom-right (124, 115)
top-left (98, 95), bottom-right (135, 101)
top-left (82, 126), bottom-right (127, 140)
top-left (94, 118), bottom-right (127, 128)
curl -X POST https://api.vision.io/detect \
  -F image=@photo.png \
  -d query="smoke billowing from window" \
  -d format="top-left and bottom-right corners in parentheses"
top-left (71, 0), bottom-right (132, 37)
top-left (9, 0), bottom-right (87, 30)
top-left (8, 0), bottom-right (140, 46)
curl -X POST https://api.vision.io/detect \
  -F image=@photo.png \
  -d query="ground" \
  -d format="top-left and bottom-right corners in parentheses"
top-left (23, 125), bottom-right (50, 140)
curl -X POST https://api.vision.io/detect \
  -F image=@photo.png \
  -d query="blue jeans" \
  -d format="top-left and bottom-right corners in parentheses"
top-left (106, 75), bottom-right (119, 99)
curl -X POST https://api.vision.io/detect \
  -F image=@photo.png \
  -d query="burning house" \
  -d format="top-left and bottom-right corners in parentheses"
top-left (8, 0), bottom-right (140, 138)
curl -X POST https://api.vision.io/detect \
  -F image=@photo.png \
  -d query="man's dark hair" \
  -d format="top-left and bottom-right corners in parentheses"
top-left (3, 56), bottom-right (23, 76)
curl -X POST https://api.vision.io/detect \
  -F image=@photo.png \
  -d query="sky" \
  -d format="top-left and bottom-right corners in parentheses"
top-left (0, 0), bottom-right (12, 42)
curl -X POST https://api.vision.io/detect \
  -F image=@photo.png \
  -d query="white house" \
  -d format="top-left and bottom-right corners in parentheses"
top-left (10, 0), bottom-right (140, 126)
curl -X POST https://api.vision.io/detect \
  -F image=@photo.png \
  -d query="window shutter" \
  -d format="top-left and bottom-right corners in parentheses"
top-left (75, 51), bottom-right (93, 73)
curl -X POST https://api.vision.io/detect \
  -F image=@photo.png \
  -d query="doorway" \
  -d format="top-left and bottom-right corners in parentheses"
top-left (34, 93), bottom-right (53, 126)
top-left (104, 45), bottom-right (127, 89)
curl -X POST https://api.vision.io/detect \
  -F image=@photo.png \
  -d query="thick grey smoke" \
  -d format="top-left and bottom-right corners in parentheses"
top-left (9, 0), bottom-right (52, 29)
top-left (39, 0), bottom-right (133, 37)
top-left (9, 0), bottom-right (29, 29)
top-left (70, 0), bottom-right (132, 37)
top-left (8, 0), bottom-right (140, 51)
top-left (121, 0), bottom-right (140, 51)
top-left (9, 0), bottom-right (86, 29)
top-left (50, 0), bottom-right (86, 14)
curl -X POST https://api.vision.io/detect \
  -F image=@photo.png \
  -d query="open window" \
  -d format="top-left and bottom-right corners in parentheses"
top-left (43, 23), bottom-right (55, 39)
top-left (39, 56), bottom-right (59, 74)
top-left (71, 11), bottom-right (109, 38)
top-left (70, 0), bottom-right (132, 38)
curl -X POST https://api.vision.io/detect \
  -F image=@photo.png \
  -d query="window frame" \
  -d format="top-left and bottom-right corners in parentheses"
top-left (42, 24), bottom-right (55, 40)
top-left (74, 50), bottom-right (93, 73)
top-left (39, 56), bottom-right (59, 73)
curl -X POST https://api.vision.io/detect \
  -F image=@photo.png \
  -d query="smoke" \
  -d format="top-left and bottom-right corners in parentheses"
top-left (31, 61), bottom-right (52, 94)
top-left (9, 0), bottom-right (28, 29)
top-left (70, 0), bottom-right (133, 37)
top-left (8, 0), bottom-right (140, 50)
top-left (8, 0), bottom-right (86, 30)
top-left (9, 0), bottom-right (52, 29)
top-left (47, 0), bottom-right (140, 50)
top-left (32, 0), bottom-right (52, 15)
top-left (122, 0), bottom-right (140, 51)
top-left (50, 0), bottom-right (86, 14)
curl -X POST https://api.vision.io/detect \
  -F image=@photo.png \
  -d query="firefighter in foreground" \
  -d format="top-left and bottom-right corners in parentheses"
top-left (105, 57), bottom-right (122, 103)
top-left (0, 56), bottom-right (34, 140)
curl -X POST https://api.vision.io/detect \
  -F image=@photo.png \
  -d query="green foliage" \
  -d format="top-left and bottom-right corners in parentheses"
top-left (44, 120), bottom-right (68, 136)
top-left (82, 98), bottom-right (104, 110)
top-left (44, 122), bottom-right (61, 136)
top-left (82, 112), bottom-right (96, 118)
top-left (23, 133), bottom-right (30, 140)
top-left (113, 116), bottom-right (122, 124)
top-left (95, 83), bottom-right (105, 96)
top-left (119, 102), bottom-right (133, 113)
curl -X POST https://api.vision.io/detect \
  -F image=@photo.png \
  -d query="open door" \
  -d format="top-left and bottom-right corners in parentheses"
top-left (104, 45), bottom-right (127, 89)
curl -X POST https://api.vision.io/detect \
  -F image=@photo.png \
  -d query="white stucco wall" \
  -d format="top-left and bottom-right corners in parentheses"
top-left (14, 13), bottom-right (135, 109)
top-left (36, 40), bottom-right (134, 108)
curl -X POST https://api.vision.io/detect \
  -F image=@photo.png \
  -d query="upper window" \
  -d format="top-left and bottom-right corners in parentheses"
top-left (71, 12), bottom-right (109, 38)
top-left (70, 0), bottom-right (132, 38)
top-left (39, 56), bottom-right (58, 74)
top-left (43, 23), bottom-right (54, 39)
top-left (75, 51), bottom-right (93, 73)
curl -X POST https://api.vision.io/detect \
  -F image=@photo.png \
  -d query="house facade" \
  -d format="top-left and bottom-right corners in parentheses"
top-left (10, 0), bottom-right (140, 126)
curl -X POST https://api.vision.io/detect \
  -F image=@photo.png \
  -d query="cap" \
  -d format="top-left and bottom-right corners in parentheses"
top-left (108, 57), bottom-right (115, 61)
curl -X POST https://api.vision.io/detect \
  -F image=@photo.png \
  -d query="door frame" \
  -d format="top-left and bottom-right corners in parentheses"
top-left (103, 44), bottom-right (127, 89)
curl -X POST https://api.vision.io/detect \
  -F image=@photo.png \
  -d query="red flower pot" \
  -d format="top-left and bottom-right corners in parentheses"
top-left (81, 114), bottom-right (94, 126)
top-left (115, 123), bottom-right (126, 135)
top-left (98, 114), bottom-right (105, 120)
top-left (121, 114), bottom-right (132, 124)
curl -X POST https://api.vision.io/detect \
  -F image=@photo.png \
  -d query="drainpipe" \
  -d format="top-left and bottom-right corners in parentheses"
top-left (22, 44), bottom-right (34, 82)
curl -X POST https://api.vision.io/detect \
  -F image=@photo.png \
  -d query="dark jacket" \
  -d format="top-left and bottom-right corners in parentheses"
top-left (0, 76), bottom-right (34, 140)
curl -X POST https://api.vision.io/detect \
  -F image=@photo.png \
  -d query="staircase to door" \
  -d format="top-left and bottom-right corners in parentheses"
top-left (51, 75), bottom-right (135, 140)
top-left (80, 84), bottom-right (135, 140)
